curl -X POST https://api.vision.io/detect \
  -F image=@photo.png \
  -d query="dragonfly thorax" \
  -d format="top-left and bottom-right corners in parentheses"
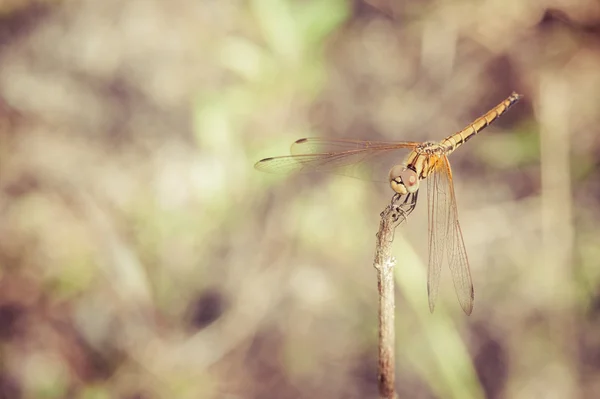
top-left (416, 141), bottom-right (445, 154)
top-left (390, 141), bottom-right (444, 195)
top-left (389, 164), bottom-right (419, 195)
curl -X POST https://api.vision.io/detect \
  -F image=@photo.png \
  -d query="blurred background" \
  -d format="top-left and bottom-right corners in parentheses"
top-left (0, 0), bottom-right (599, 398)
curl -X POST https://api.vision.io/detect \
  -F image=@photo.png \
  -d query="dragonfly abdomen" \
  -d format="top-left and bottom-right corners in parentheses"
top-left (441, 92), bottom-right (523, 154)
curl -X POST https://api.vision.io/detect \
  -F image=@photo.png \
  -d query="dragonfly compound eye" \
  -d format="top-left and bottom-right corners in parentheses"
top-left (389, 165), bottom-right (419, 195)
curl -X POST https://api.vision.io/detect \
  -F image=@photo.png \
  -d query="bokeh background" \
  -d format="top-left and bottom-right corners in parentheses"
top-left (0, 0), bottom-right (599, 398)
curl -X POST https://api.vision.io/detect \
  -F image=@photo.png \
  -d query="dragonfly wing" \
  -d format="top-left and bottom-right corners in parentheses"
top-left (426, 156), bottom-right (449, 313)
top-left (255, 138), bottom-right (418, 182)
top-left (290, 137), bottom-right (419, 155)
top-left (254, 151), bottom-right (393, 179)
top-left (441, 155), bottom-right (474, 315)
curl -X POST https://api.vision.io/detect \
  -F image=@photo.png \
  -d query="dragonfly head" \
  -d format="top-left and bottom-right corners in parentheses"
top-left (389, 165), bottom-right (419, 195)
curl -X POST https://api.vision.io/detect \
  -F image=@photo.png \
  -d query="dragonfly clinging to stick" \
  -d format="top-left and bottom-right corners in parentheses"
top-left (255, 92), bottom-right (523, 315)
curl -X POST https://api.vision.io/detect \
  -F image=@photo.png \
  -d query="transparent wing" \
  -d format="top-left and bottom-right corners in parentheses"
top-left (255, 137), bottom-right (418, 182)
top-left (441, 154), bottom-right (474, 315)
top-left (290, 137), bottom-right (419, 155)
top-left (426, 155), bottom-right (449, 314)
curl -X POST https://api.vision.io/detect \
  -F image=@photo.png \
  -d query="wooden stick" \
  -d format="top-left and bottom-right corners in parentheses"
top-left (373, 194), bottom-right (411, 399)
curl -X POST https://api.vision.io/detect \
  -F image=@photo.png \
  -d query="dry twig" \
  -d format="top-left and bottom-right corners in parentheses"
top-left (373, 194), bottom-right (415, 399)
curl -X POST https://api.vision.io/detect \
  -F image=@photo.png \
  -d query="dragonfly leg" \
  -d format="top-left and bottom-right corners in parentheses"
top-left (400, 190), bottom-right (418, 217)
top-left (388, 191), bottom-right (419, 222)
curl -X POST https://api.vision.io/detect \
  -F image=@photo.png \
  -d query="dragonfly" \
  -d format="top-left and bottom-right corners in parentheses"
top-left (255, 92), bottom-right (523, 315)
